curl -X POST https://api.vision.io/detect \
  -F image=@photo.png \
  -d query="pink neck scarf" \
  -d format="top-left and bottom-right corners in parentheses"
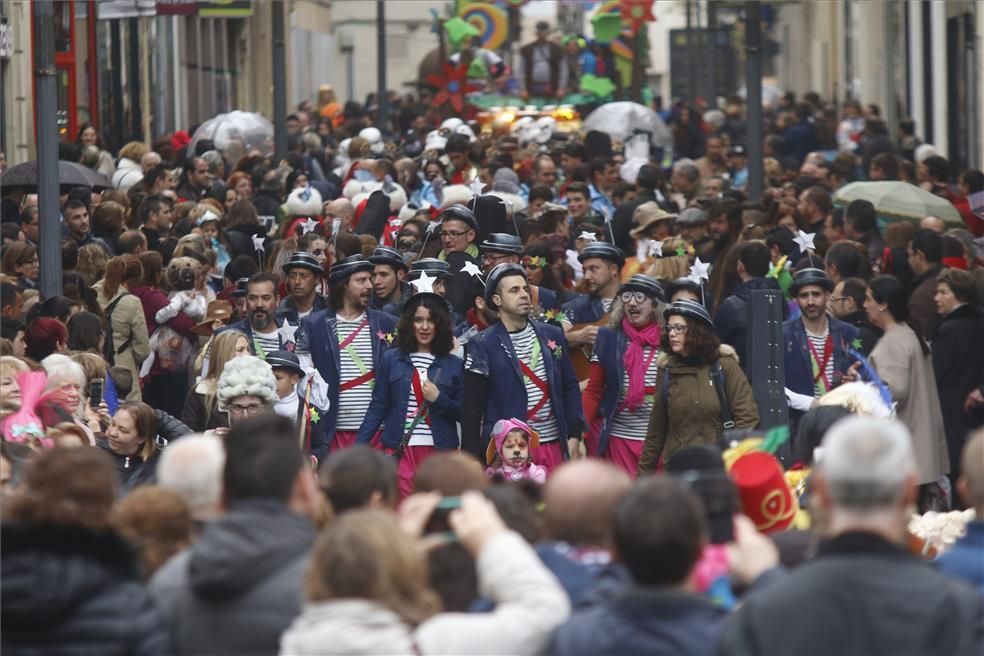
top-left (622, 318), bottom-right (661, 411)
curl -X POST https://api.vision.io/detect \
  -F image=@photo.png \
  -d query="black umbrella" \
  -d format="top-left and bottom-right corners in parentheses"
top-left (0, 160), bottom-right (113, 192)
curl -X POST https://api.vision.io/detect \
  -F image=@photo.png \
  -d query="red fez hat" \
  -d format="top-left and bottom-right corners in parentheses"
top-left (728, 451), bottom-right (797, 534)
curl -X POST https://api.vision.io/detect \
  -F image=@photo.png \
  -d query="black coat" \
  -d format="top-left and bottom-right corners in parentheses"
top-left (714, 277), bottom-right (788, 371)
top-left (97, 440), bottom-right (161, 495)
top-left (840, 309), bottom-right (882, 356)
top-left (933, 303), bottom-right (984, 471)
top-left (716, 532), bottom-right (984, 656)
top-left (1, 522), bottom-right (172, 655)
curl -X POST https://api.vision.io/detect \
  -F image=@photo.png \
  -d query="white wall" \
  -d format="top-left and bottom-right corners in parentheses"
top-left (326, 0), bottom-right (444, 105)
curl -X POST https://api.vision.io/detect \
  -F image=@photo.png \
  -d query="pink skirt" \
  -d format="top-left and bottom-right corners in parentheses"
top-left (605, 435), bottom-right (644, 479)
top-left (531, 440), bottom-right (566, 474)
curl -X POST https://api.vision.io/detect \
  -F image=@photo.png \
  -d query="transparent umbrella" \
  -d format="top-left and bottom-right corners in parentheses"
top-left (188, 111), bottom-right (275, 162)
top-left (582, 101), bottom-right (672, 146)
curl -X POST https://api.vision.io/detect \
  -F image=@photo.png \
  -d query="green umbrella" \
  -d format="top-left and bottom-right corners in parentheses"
top-left (833, 181), bottom-right (964, 227)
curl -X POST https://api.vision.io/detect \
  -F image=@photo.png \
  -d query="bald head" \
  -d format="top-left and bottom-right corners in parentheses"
top-left (325, 198), bottom-right (355, 224)
top-left (959, 429), bottom-right (984, 513)
top-left (543, 460), bottom-right (631, 549)
top-left (141, 151), bottom-right (162, 173)
top-left (919, 215), bottom-right (946, 234)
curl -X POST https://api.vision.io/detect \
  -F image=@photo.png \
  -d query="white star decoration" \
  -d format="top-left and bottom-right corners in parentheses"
top-left (460, 261), bottom-right (482, 277)
top-left (578, 231), bottom-right (598, 242)
top-left (201, 210), bottom-right (219, 224)
top-left (688, 257), bottom-right (710, 284)
top-left (648, 240), bottom-right (664, 258)
top-left (469, 179), bottom-right (485, 195)
top-left (426, 219), bottom-right (442, 234)
top-left (601, 207), bottom-right (612, 224)
top-left (277, 318), bottom-right (298, 345)
top-left (300, 218), bottom-right (320, 235)
top-left (330, 218), bottom-right (342, 237)
top-left (411, 270), bottom-right (437, 294)
top-left (251, 234), bottom-right (265, 253)
top-left (794, 230), bottom-right (816, 253)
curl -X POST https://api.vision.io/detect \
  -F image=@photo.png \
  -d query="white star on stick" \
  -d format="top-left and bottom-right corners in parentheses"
top-left (469, 178), bottom-right (485, 195)
top-left (278, 318), bottom-right (298, 345)
top-left (330, 218), bottom-right (342, 236)
top-left (411, 270), bottom-right (436, 294)
top-left (648, 240), bottom-right (664, 257)
top-left (578, 231), bottom-right (598, 242)
top-left (301, 218), bottom-right (320, 235)
top-left (793, 230), bottom-right (816, 253)
top-left (688, 257), bottom-right (710, 283)
top-left (601, 208), bottom-right (612, 224)
top-left (251, 234), bottom-right (265, 253)
top-left (426, 219), bottom-right (442, 234)
top-left (461, 261), bottom-right (482, 277)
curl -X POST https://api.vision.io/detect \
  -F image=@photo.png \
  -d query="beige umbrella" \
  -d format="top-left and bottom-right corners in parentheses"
top-left (833, 181), bottom-right (964, 227)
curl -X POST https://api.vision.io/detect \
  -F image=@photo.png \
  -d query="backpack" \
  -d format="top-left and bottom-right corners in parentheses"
top-left (103, 293), bottom-right (133, 367)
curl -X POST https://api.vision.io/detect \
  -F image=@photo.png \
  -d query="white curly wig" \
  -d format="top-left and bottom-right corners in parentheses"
top-left (216, 355), bottom-right (278, 411)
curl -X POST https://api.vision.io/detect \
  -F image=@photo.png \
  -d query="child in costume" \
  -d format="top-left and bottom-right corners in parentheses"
top-left (267, 350), bottom-right (328, 467)
top-left (485, 418), bottom-right (547, 484)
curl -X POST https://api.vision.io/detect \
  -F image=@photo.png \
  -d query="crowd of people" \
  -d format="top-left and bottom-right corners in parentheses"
top-left (2, 75), bottom-right (984, 653)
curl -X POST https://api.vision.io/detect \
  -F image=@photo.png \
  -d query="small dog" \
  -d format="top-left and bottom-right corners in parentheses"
top-left (485, 418), bottom-right (547, 484)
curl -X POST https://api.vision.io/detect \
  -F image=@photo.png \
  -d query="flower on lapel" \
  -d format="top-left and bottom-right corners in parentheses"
top-left (546, 339), bottom-right (563, 359)
top-left (851, 337), bottom-right (863, 350)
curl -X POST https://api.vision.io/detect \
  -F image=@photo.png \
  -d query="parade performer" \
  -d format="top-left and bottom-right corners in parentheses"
top-left (356, 285), bottom-right (463, 497)
top-left (581, 274), bottom-right (664, 476)
top-left (463, 263), bottom-right (584, 472)
top-left (297, 255), bottom-right (397, 451)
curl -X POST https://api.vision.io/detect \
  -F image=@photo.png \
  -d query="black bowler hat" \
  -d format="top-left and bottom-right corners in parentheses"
top-left (232, 277), bottom-right (249, 298)
top-left (369, 245), bottom-right (408, 271)
top-left (578, 242), bottom-right (625, 268)
top-left (266, 349), bottom-right (305, 377)
top-left (439, 204), bottom-right (479, 233)
top-left (282, 251), bottom-right (325, 276)
top-left (665, 276), bottom-right (702, 300)
top-left (407, 257), bottom-right (453, 282)
top-left (789, 267), bottom-right (833, 295)
top-left (329, 254), bottom-right (374, 284)
top-left (484, 263), bottom-right (527, 306)
top-left (619, 274), bottom-right (664, 302)
top-left (664, 299), bottom-right (713, 328)
top-left (480, 233), bottom-right (523, 256)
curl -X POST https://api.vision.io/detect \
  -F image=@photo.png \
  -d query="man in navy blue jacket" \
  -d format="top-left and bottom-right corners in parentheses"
top-left (548, 477), bottom-right (730, 655)
top-left (782, 268), bottom-right (859, 424)
top-left (296, 255), bottom-right (397, 452)
top-left (463, 264), bottom-right (584, 470)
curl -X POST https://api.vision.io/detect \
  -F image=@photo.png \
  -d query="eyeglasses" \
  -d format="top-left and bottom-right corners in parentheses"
top-left (227, 403), bottom-right (265, 416)
top-left (440, 230), bottom-right (469, 239)
top-left (620, 291), bottom-right (648, 304)
top-left (666, 323), bottom-right (688, 334)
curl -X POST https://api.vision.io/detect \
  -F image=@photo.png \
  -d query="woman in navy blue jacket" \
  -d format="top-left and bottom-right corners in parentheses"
top-left (356, 292), bottom-right (463, 497)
